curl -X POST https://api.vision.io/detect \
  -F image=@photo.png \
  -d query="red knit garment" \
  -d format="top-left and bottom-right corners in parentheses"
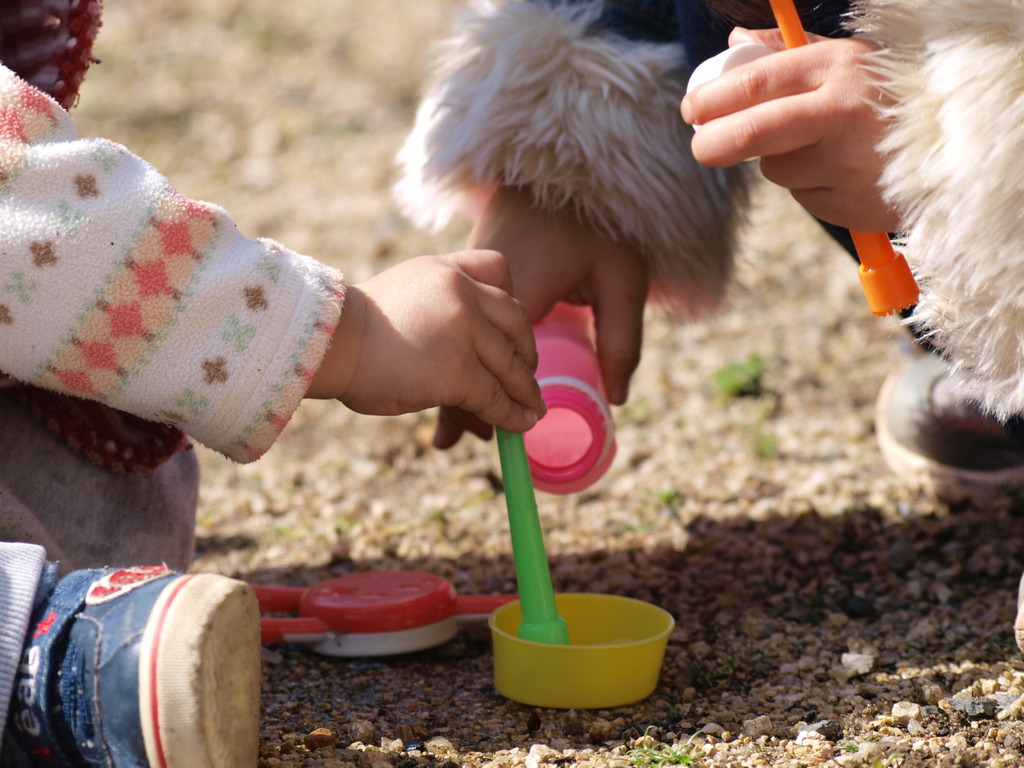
top-left (5, 383), bottom-right (189, 475)
top-left (0, 0), bottom-right (103, 108)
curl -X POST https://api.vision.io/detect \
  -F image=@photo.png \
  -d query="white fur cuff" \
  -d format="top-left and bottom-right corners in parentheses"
top-left (395, 0), bottom-right (750, 317)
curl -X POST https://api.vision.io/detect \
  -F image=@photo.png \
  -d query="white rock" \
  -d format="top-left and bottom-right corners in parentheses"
top-left (891, 701), bottom-right (921, 726)
top-left (841, 652), bottom-right (876, 675)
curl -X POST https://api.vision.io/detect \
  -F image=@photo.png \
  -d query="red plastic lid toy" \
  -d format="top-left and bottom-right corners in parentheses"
top-left (253, 571), bottom-right (516, 657)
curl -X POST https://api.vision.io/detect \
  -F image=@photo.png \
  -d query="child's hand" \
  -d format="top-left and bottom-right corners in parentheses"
top-left (307, 250), bottom-right (545, 434)
top-left (432, 185), bottom-right (649, 448)
top-left (682, 28), bottom-right (901, 233)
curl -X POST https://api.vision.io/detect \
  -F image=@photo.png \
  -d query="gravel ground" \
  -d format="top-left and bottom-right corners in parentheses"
top-left (78, 2), bottom-right (1024, 766)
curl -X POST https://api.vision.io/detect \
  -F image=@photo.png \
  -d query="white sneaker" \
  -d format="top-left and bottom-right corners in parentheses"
top-left (875, 353), bottom-right (1024, 501)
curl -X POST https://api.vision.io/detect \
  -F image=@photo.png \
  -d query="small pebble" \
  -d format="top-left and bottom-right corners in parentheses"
top-left (260, 647), bottom-right (284, 664)
top-left (886, 540), bottom-right (917, 572)
top-left (948, 697), bottom-right (998, 719)
top-left (393, 724), bottom-right (415, 743)
top-left (526, 744), bottom-right (557, 768)
top-left (562, 710), bottom-right (587, 736)
top-left (362, 748), bottom-right (393, 768)
top-left (891, 701), bottom-right (921, 726)
top-left (841, 652), bottom-right (875, 675)
top-left (742, 715), bottom-right (773, 738)
top-left (304, 728), bottom-right (337, 751)
top-left (425, 737), bottom-right (455, 756)
top-left (349, 720), bottom-right (377, 746)
top-left (842, 594), bottom-right (876, 618)
top-left (588, 719), bottom-right (615, 743)
top-left (794, 729), bottom-right (824, 746)
top-left (525, 711), bottom-right (542, 733)
top-left (701, 723), bottom-right (724, 737)
top-left (994, 693), bottom-right (1023, 719)
top-left (796, 720), bottom-right (843, 742)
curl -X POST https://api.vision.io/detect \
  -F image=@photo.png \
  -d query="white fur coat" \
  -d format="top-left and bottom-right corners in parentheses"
top-left (395, 0), bottom-right (750, 318)
top-left (855, 0), bottom-right (1024, 417)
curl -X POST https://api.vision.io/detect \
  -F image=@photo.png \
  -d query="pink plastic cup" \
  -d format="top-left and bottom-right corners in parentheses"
top-left (524, 304), bottom-right (616, 494)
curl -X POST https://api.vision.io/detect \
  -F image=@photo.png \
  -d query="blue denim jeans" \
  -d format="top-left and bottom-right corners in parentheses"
top-left (4, 565), bottom-right (181, 767)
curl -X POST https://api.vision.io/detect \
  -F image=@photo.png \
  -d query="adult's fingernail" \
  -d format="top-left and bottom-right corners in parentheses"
top-left (681, 96), bottom-right (694, 124)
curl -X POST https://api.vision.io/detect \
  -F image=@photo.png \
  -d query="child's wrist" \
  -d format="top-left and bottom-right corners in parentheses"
top-left (305, 286), bottom-right (365, 400)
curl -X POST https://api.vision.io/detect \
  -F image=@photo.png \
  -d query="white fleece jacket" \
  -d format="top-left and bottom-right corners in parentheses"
top-left (0, 64), bottom-right (344, 462)
top-left (854, 0), bottom-right (1024, 418)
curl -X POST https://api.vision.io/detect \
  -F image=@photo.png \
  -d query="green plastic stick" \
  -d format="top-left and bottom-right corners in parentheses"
top-left (496, 429), bottom-right (570, 644)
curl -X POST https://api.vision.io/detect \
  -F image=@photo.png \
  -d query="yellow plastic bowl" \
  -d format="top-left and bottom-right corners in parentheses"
top-left (489, 593), bottom-right (674, 709)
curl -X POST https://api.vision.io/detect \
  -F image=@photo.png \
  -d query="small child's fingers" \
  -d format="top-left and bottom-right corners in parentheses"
top-left (475, 288), bottom-right (538, 372)
top-left (489, 399), bottom-right (542, 434)
top-left (441, 248), bottom-right (539, 370)
top-left (456, 315), bottom-right (545, 428)
top-left (474, 321), bottom-right (545, 416)
top-left (461, 367), bottom-right (542, 434)
top-left (447, 249), bottom-right (514, 294)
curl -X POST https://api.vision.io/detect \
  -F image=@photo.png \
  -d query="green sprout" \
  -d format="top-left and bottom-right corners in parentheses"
top-left (712, 354), bottom-right (769, 400)
top-left (655, 488), bottom-right (684, 510)
top-left (627, 727), bottom-right (702, 767)
top-left (836, 740), bottom-right (903, 768)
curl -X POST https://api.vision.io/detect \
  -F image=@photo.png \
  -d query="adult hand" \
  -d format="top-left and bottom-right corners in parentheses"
top-left (432, 185), bottom-right (649, 448)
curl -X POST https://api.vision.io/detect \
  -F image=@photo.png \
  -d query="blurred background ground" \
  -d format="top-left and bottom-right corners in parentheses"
top-left (76, 2), bottom-right (1024, 766)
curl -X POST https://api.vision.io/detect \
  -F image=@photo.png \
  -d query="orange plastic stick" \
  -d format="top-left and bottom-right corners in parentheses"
top-left (768, 0), bottom-right (809, 49)
top-left (768, 0), bottom-right (919, 316)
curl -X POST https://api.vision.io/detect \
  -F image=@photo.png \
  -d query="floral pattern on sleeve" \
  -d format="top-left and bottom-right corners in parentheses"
top-left (0, 64), bottom-right (345, 462)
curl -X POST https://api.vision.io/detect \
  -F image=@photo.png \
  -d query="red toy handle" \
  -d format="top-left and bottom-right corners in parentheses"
top-left (252, 584), bottom-right (306, 614)
top-left (453, 593), bottom-right (518, 618)
top-left (255, 585), bottom-right (329, 644)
